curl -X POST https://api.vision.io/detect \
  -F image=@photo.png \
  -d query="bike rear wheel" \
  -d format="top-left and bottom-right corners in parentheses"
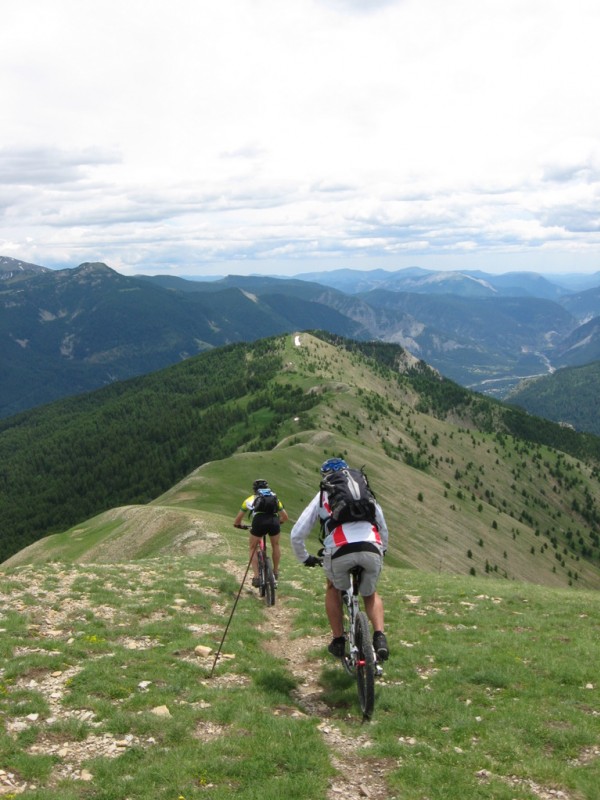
top-left (257, 550), bottom-right (266, 598)
top-left (264, 556), bottom-right (276, 606)
top-left (355, 611), bottom-right (375, 719)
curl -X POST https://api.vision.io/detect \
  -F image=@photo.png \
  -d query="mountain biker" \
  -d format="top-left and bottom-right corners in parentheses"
top-left (234, 479), bottom-right (288, 587)
top-left (290, 458), bottom-right (389, 661)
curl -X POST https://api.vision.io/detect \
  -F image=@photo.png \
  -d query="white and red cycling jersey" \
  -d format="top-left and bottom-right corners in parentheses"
top-left (290, 490), bottom-right (388, 564)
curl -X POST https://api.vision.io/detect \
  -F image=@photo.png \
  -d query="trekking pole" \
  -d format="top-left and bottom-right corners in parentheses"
top-left (209, 535), bottom-right (258, 678)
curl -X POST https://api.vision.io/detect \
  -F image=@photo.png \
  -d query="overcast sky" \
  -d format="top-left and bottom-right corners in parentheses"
top-left (2, 0), bottom-right (600, 277)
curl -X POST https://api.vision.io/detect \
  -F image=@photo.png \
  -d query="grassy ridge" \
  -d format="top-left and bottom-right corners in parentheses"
top-left (4, 332), bottom-right (600, 590)
top-left (1, 523), bottom-right (598, 799)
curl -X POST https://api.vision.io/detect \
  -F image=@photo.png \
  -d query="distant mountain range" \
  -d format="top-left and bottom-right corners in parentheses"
top-left (2, 255), bottom-right (600, 427)
top-left (0, 260), bottom-right (361, 417)
top-left (291, 265), bottom-right (600, 296)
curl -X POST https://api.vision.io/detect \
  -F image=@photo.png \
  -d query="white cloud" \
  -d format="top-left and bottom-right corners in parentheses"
top-left (1, 0), bottom-right (600, 276)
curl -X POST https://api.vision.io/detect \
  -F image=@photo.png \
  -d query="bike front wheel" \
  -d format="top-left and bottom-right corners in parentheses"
top-left (355, 611), bottom-right (375, 719)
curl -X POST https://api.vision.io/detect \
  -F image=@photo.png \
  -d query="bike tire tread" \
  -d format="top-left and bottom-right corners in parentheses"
top-left (355, 611), bottom-right (375, 719)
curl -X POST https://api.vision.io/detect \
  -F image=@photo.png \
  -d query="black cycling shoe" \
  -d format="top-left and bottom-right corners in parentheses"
top-left (373, 631), bottom-right (389, 661)
top-left (328, 636), bottom-right (346, 658)
top-left (251, 577), bottom-right (260, 588)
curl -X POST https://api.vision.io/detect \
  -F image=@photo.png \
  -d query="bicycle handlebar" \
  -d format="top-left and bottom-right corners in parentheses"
top-left (304, 554), bottom-right (323, 567)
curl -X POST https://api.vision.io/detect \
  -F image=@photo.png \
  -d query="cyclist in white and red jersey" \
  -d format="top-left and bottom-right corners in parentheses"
top-left (290, 458), bottom-right (389, 661)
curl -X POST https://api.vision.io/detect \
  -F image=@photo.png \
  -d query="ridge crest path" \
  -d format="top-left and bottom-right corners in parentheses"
top-left (252, 576), bottom-right (394, 800)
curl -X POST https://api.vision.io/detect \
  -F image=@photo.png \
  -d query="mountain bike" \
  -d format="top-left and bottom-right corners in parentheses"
top-left (339, 565), bottom-right (383, 720)
top-left (256, 533), bottom-right (276, 606)
top-left (241, 526), bottom-right (276, 606)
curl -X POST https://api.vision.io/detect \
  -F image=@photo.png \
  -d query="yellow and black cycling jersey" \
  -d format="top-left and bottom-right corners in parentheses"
top-left (240, 494), bottom-right (285, 516)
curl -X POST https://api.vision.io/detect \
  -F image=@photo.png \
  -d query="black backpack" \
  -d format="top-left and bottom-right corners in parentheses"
top-left (320, 467), bottom-right (377, 525)
top-left (253, 488), bottom-right (279, 516)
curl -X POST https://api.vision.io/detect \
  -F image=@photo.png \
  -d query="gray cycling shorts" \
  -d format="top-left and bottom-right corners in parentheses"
top-left (323, 549), bottom-right (383, 596)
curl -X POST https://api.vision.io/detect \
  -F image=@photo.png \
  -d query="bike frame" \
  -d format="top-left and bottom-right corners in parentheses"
top-left (255, 534), bottom-right (276, 606)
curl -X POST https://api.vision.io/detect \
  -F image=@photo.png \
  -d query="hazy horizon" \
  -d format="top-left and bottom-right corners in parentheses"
top-left (3, 251), bottom-right (599, 282)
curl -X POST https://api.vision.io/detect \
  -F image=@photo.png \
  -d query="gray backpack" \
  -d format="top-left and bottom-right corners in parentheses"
top-left (320, 467), bottom-right (376, 525)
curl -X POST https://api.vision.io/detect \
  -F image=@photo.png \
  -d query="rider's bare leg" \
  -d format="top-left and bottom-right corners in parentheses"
top-left (326, 579), bottom-right (344, 638)
top-left (270, 533), bottom-right (281, 574)
top-left (248, 534), bottom-right (259, 578)
top-left (363, 591), bottom-right (385, 632)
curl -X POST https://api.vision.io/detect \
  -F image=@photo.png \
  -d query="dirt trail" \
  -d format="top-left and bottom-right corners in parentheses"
top-left (249, 578), bottom-right (394, 800)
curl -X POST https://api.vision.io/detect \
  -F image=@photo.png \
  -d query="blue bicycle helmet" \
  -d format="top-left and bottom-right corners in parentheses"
top-left (252, 479), bottom-right (269, 492)
top-left (320, 457), bottom-right (348, 475)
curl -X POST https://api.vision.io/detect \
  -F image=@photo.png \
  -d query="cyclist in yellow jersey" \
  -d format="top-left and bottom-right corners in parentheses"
top-left (234, 479), bottom-right (288, 586)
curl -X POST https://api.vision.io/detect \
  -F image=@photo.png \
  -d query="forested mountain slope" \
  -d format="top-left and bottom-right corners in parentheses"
top-left (3, 332), bottom-right (600, 591)
top-left (508, 361), bottom-right (600, 435)
top-left (552, 317), bottom-right (600, 367)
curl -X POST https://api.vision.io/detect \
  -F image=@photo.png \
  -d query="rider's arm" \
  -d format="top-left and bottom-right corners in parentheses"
top-left (233, 509), bottom-right (245, 528)
top-left (277, 499), bottom-right (289, 524)
top-left (233, 496), bottom-right (253, 528)
top-left (290, 493), bottom-right (320, 562)
top-left (375, 503), bottom-right (389, 551)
